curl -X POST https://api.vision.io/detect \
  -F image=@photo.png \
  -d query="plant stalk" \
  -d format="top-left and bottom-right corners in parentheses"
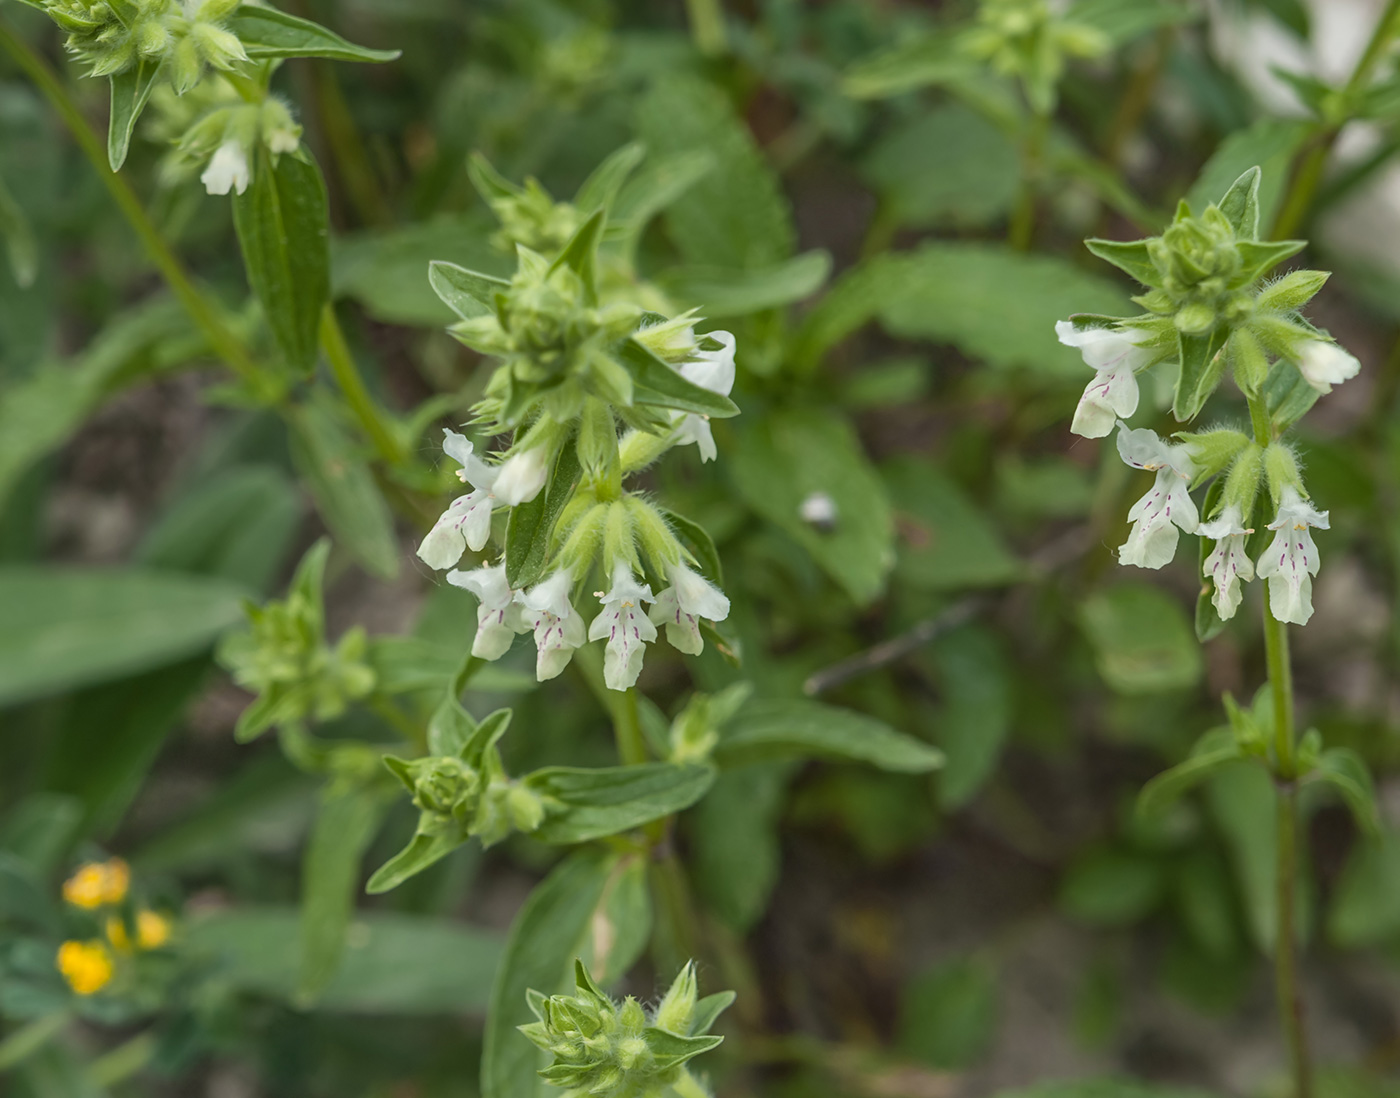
top-left (0, 18), bottom-right (271, 397)
top-left (1009, 108), bottom-right (1048, 251)
top-left (613, 687), bottom-right (649, 767)
top-left (684, 0), bottom-right (727, 57)
top-left (319, 306), bottom-right (407, 467)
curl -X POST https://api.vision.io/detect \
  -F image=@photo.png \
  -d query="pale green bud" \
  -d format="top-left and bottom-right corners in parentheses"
top-left (406, 756), bottom-right (480, 817)
top-left (1264, 443), bottom-right (1305, 505)
top-left (1221, 443), bottom-right (1264, 519)
top-left (1228, 327), bottom-right (1270, 396)
top-left (653, 962), bottom-right (699, 1035)
top-left (505, 784), bottom-right (547, 834)
top-left (1177, 428), bottom-right (1250, 485)
top-left (626, 496), bottom-right (683, 574)
top-left (602, 501), bottom-right (637, 576)
top-left (1256, 269), bottom-right (1329, 314)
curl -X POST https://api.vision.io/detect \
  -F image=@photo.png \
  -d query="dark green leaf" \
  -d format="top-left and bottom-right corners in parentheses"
top-left (1059, 849), bottom-right (1166, 926)
top-left (898, 956), bottom-right (999, 1069)
top-left (659, 507), bottom-right (722, 585)
top-left (505, 439), bottom-right (582, 589)
top-left (0, 166), bottom-right (37, 288)
top-left (1312, 747), bottom-right (1380, 836)
top-left (365, 829), bottom-right (465, 895)
top-left (1080, 585), bottom-right (1202, 694)
top-left (688, 763), bottom-right (793, 932)
top-left (844, 33), bottom-right (974, 99)
top-left (1186, 120), bottom-right (1311, 233)
top-left (715, 698), bottom-right (944, 772)
top-left (1173, 326), bottom-right (1229, 421)
top-left (1329, 833), bottom-right (1400, 948)
top-left (656, 252), bottom-right (831, 318)
top-left (429, 260), bottom-right (509, 321)
top-left (526, 763), bottom-right (716, 843)
top-left (617, 339), bottom-right (741, 418)
top-left (1138, 728), bottom-right (1244, 817)
top-left (107, 58), bottom-right (161, 172)
top-left (929, 627), bottom-right (1012, 809)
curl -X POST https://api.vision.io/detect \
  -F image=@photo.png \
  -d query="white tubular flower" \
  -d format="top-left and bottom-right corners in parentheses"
top-left (673, 331), bottom-right (737, 462)
top-left (201, 139), bottom-right (249, 196)
top-left (417, 430), bottom-right (505, 570)
top-left (1199, 504), bottom-right (1255, 621)
top-left (648, 560), bottom-right (731, 655)
top-left (1056, 321), bottom-right (1155, 439)
top-left (446, 563), bottom-right (525, 660)
top-left (588, 563), bottom-right (657, 691)
top-left (519, 571), bottom-right (586, 681)
top-left (493, 447), bottom-right (549, 506)
top-left (1295, 339), bottom-right (1360, 394)
top-left (1257, 487), bottom-right (1330, 626)
top-left (1116, 424), bottom-right (1200, 569)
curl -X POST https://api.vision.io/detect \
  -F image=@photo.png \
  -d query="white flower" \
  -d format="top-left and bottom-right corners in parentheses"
top-left (201, 139), bottom-right (250, 196)
top-left (648, 560), bottom-right (730, 655)
top-left (1199, 504), bottom-right (1255, 621)
top-left (1116, 424), bottom-right (1200, 569)
top-left (588, 563), bottom-right (656, 691)
top-left (1056, 321), bottom-right (1155, 439)
top-left (1257, 487), bottom-right (1330, 626)
top-left (446, 563), bottom-right (526, 660)
top-left (1295, 339), bottom-right (1361, 394)
top-left (673, 331), bottom-right (736, 462)
top-left (493, 447), bottom-right (549, 506)
top-left (519, 571), bottom-right (586, 681)
top-left (417, 430), bottom-right (505, 570)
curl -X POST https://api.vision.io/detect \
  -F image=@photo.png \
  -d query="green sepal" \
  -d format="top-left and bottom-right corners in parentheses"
top-left (229, 6), bottom-right (401, 62)
top-left (1256, 269), bottom-right (1330, 313)
top-left (504, 437), bottom-right (582, 589)
top-left (1177, 428), bottom-right (1250, 487)
top-left (1195, 479), bottom-right (1227, 642)
top-left (1215, 166), bottom-right (1262, 240)
top-left (1228, 326), bottom-right (1270, 397)
top-left (1236, 239), bottom-right (1306, 285)
top-left (429, 261), bottom-right (509, 321)
top-left (1138, 726), bottom-right (1244, 817)
top-left (1083, 238), bottom-right (1158, 286)
top-left (1173, 326), bottom-right (1229, 421)
top-left (381, 754), bottom-right (417, 793)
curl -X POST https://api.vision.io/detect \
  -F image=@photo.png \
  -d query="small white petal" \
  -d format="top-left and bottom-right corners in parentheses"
top-left (589, 563), bottom-right (656, 691)
top-left (1295, 339), bottom-right (1360, 394)
top-left (201, 139), bottom-right (250, 197)
top-left (493, 448), bottom-right (549, 506)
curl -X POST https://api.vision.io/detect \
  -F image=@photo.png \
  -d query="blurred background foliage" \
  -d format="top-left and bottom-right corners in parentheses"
top-left (7, 0), bottom-right (1400, 1096)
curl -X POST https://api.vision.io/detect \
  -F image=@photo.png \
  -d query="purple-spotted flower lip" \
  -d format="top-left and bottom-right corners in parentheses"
top-left (1257, 487), bottom-right (1330, 626)
top-left (1200, 503), bottom-right (1256, 621)
top-left (588, 563), bottom-right (657, 692)
top-left (1115, 422), bottom-right (1200, 571)
top-left (1056, 322), bottom-right (1157, 440)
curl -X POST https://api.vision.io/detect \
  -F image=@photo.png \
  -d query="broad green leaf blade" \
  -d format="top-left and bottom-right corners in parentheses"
top-left (229, 6), bottom-right (401, 62)
top-left (898, 956), bottom-right (999, 1069)
top-left (1083, 238), bottom-right (1158, 285)
top-left (1137, 728), bottom-right (1244, 817)
top-left (429, 260), bottom-right (509, 321)
top-left (616, 338), bottom-right (740, 418)
top-left (365, 830), bottom-right (467, 894)
top-left (232, 150), bottom-right (331, 375)
top-left (1068, 0), bottom-right (1196, 46)
top-left (928, 626), bottom-right (1012, 809)
top-left (299, 785), bottom-right (391, 1002)
top-left (1213, 166), bottom-right (1262, 239)
top-left (1236, 239), bottom-right (1306, 283)
top-left (1059, 848), bottom-right (1166, 926)
top-left (1173, 327), bottom-right (1229, 421)
top-left (574, 142), bottom-right (645, 215)
top-left (107, 58), bottom-right (161, 172)
top-left (1186, 120), bottom-right (1311, 233)
top-left (483, 848), bottom-right (628, 1098)
top-left (527, 763), bottom-right (716, 843)
top-left (844, 33), bottom-right (974, 99)
top-left (1312, 747), bottom-right (1380, 836)
top-left (505, 439), bottom-right (582, 589)
top-left (366, 635), bottom-right (535, 695)
top-left (0, 167), bottom-right (37, 288)
top-left (731, 408), bottom-right (894, 605)
top-left (656, 251), bottom-right (832, 318)
top-left (715, 699), bottom-right (944, 772)
top-left (1329, 832), bottom-right (1400, 948)
top-left (1080, 585), bottom-right (1202, 694)
top-left (0, 568), bottom-right (247, 707)
top-left (689, 762), bottom-right (794, 932)
top-left (188, 907), bottom-right (502, 1013)
top-left (0, 794), bottom-right (83, 875)
top-left (287, 395), bottom-right (400, 580)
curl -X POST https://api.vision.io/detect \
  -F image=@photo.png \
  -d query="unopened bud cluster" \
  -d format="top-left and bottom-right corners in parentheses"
top-left (962, 0), bottom-right (1108, 112)
top-left (520, 961), bottom-right (727, 1098)
top-left (1057, 169), bottom-right (1359, 628)
top-left (384, 747), bottom-right (545, 849)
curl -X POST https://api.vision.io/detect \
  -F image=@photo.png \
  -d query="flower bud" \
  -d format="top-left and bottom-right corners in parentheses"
top-left (407, 756), bottom-right (480, 817)
top-left (653, 962), bottom-right (699, 1034)
top-left (1264, 443), bottom-right (1305, 506)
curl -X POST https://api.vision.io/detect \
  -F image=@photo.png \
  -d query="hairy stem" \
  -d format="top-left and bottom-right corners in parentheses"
top-left (0, 18), bottom-right (271, 397)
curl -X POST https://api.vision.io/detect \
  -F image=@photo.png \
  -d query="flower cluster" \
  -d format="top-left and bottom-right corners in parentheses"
top-left (962, 0), bottom-right (1108, 113)
top-left (520, 961), bottom-right (729, 1098)
top-left (56, 859), bottom-right (173, 997)
top-left (383, 740), bottom-right (546, 850)
top-left (217, 540), bottom-right (376, 739)
top-left (45, 0), bottom-right (246, 92)
top-left (1060, 169), bottom-right (1357, 628)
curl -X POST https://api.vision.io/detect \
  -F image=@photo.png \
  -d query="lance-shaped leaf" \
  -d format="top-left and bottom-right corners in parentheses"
top-left (107, 57), bottom-right (162, 171)
top-left (616, 339), bottom-right (740, 418)
top-left (526, 762), bottom-right (716, 843)
top-left (1311, 747), bottom-right (1381, 837)
top-left (1138, 727), bottom-right (1244, 817)
top-left (714, 698), bottom-right (944, 773)
top-left (1084, 238), bottom-right (1158, 286)
top-left (429, 260), bottom-right (509, 321)
top-left (233, 150), bottom-right (331, 375)
top-left (1173, 326), bottom-right (1229, 421)
top-left (364, 829), bottom-right (465, 895)
top-left (1237, 239), bottom-right (1306, 285)
top-left (575, 143), bottom-right (645, 215)
top-left (504, 439), bottom-right (582, 590)
top-left (548, 210), bottom-right (605, 304)
top-left (230, 6), bottom-right (401, 62)
top-left (1216, 166), bottom-right (1262, 240)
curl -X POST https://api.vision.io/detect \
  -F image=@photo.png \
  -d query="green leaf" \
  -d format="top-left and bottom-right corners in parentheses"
top-left (1312, 747), bottom-right (1381, 836)
top-left (989, 1080), bottom-right (1221, 1098)
top-left (928, 627), bottom-right (1013, 809)
top-left (844, 33), bottom-right (974, 99)
top-left (616, 338), bottom-right (741, 418)
top-left (549, 209), bottom-right (605, 304)
top-left (688, 763), bottom-right (793, 932)
top-left (232, 150), bottom-right (331, 375)
top-left (898, 956), bottom-right (999, 1070)
top-left (1329, 832), bottom-right (1400, 948)
top-left (483, 848), bottom-right (631, 1098)
top-left (574, 142), bottom-right (645, 216)
top-left (1185, 120), bottom-right (1311, 233)
top-left (1207, 763), bottom-right (1299, 952)
top-left (579, 856), bottom-right (651, 983)
top-left (229, 6), bottom-right (401, 62)
top-left (1214, 166), bottom-right (1262, 240)
top-left (1080, 585), bottom-right (1203, 694)
top-left (287, 395), bottom-right (400, 580)
top-left (526, 763), bottom-right (716, 843)
top-left (1173, 326), bottom-right (1229, 421)
top-left (659, 507), bottom-right (722, 585)
top-left (634, 75), bottom-right (794, 269)
top-left (505, 438), bottom-right (582, 590)
top-left (795, 243), bottom-right (1131, 373)
top-left (299, 784), bottom-right (391, 1002)
top-left (715, 698), bottom-right (944, 772)
top-left (1059, 849), bottom-right (1166, 926)
top-left (0, 166), bottom-right (37, 288)
top-left (0, 568), bottom-right (247, 707)
top-left (1137, 728), bottom-right (1244, 817)
top-left (107, 57), bottom-right (161, 172)
top-left (1263, 358), bottom-right (1321, 431)
top-left (655, 251), bottom-right (831, 318)
top-left (187, 907), bottom-right (501, 1013)
top-left (1236, 239), bottom-right (1306, 283)
top-left (1068, 0), bottom-right (1196, 46)
top-left (0, 794), bottom-right (83, 875)
top-left (364, 829), bottom-right (465, 895)
top-left (731, 407), bottom-right (895, 605)
top-left (428, 260), bottom-right (509, 321)
top-left (1083, 238), bottom-right (1158, 285)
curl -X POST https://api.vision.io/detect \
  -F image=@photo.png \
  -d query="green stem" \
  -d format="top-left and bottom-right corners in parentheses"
top-left (0, 18), bottom-right (271, 397)
top-left (683, 0), bottom-right (727, 57)
top-left (87, 1031), bottom-right (157, 1088)
top-left (1272, 0), bottom-right (1400, 239)
top-left (613, 687), bottom-right (648, 767)
top-left (1263, 586), bottom-right (1296, 777)
top-left (1009, 109), bottom-right (1048, 251)
top-left (319, 305), bottom-right (407, 467)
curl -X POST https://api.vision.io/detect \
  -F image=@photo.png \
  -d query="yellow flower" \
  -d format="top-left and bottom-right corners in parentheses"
top-left (57, 940), bottom-right (114, 996)
top-left (62, 858), bottom-right (130, 909)
top-left (106, 910), bottom-right (174, 953)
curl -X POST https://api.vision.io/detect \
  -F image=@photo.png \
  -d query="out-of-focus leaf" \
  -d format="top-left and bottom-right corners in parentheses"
top-left (1312, 747), bottom-right (1381, 836)
top-left (526, 763), bottom-right (716, 843)
top-left (0, 795), bottom-right (82, 877)
top-left (689, 763), bottom-right (793, 932)
top-left (731, 407), bottom-right (894, 605)
top-left (0, 167), bottom-right (36, 288)
top-left (188, 907), bottom-right (500, 1013)
top-left (1329, 832), bottom-right (1400, 948)
top-left (927, 626), bottom-right (1012, 808)
top-left (795, 243), bottom-right (1129, 373)
top-left (1208, 763), bottom-right (1302, 953)
top-left (0, 569), bottom-right (246, 707)
top-left (505, 437), bottom-right (582, 590)
top-left (1070, 0), bottom-right (1196, 45)
top-left (898, 956), bottom-right (999, 1069)
top-left (715, 698), bottom-right (943, 772)
top-left (1138, 728), bottom-right (1244, 817)
top-left (1185, 120), bottom-right (1310, 229)
top-left (288, 394), bottom-right (400, 580)
top-left (990, 1081), bottom-right (1221, 1098)
top-left (844, 33), bottom-right (974, 99)
top-left (655, 252), bottom-right (831, 318)
top-left (230, 6), bottom-right (401, 62)
top-left (1173, 849), bottom-right (1240, 957)
top-left (367, 635), bottom-right (536, 695)
top-left (635, 75), bottom-right (794, 269)
top-left (1080, 585), bottom-right (1202, 694)
top-left (1059, 849), bottom-right (1166, 926)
